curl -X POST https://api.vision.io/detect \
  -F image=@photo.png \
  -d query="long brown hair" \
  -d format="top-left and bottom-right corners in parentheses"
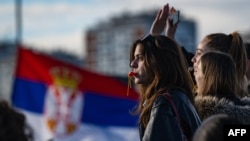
top-left (129, 35), bottom-right (194, 127)
top-left (199, 52), bottom-right (237, 99)
top-left (203, 32), bottom-right (247, 97)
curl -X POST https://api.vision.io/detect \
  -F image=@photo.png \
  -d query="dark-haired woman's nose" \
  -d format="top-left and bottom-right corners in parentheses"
top-left (130, 59), bottom-right (138, 68)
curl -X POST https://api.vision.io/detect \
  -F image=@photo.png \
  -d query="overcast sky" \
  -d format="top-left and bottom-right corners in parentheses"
top-left (0, 0), bottom-right (250, 58)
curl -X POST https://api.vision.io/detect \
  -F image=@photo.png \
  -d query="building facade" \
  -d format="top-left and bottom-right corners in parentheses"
top-left (85, 10), bottom-right (197, 77)
top-left (0, 42), bottom-right (17, 101)
top-left (0, 42), bottom-right (84, 102)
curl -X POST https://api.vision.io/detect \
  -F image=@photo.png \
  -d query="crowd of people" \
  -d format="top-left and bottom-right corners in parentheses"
top-left (1, 2), bottom-right (250, 141)
top-left (0, 100), bottom-right (33, 141)
top-left (128, 2), bottom-right (250, 141)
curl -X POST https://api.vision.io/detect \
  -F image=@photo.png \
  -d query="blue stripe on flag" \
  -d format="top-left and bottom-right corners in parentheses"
top-left (82, 92), bottom-right (138, 127)
top-left (11, 78), bottom-right (46, 113)
top-left (11, 78), bottom-right (139, 127)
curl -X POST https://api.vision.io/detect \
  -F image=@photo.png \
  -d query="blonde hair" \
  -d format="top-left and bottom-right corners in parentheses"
top-left (199, 52), bottom-right (237, 99)
top-left (203, 31), bottom-right (247, 97)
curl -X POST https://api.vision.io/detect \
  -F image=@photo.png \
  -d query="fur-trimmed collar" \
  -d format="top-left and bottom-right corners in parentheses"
top-left (194, 95), bottom-right (250, 124)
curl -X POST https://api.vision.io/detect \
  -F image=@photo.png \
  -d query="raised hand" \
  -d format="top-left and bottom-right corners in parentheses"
top-left (165, 7), bottom-right (179, 39)
top-left (150, 4), bottom-right (169, 35)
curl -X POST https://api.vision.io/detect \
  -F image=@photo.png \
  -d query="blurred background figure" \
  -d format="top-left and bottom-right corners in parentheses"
top-left (0, 100), bottom-right (33, 141)
top-left (192, 114), bottom-right (243, 141)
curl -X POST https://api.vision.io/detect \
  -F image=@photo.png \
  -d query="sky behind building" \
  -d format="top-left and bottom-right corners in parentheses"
top-left (0, 0), bottom-right (250, 58)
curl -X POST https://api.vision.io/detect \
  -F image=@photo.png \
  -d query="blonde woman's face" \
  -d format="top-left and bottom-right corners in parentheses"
top-left (192, 39), bottom-right (212, 76)
top-left (194, 59), bottom-right (204, 95)
top-left (130, 44), bottom-right (149, 84)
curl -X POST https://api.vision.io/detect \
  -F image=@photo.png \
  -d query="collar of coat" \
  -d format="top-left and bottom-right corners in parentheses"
top-left (194, 95), bottom-right (250, 124)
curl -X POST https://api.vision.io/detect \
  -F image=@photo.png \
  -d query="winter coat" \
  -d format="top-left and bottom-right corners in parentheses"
top-left (194, 95), bottom-right (250, 124)
top-left (139, 89), bottom-right (201, 141)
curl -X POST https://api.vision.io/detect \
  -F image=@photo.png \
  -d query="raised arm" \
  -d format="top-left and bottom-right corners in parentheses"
top-left (149, 3), bottom-right (179, 40)
top-left (150, 3), bottom-right (169, 35)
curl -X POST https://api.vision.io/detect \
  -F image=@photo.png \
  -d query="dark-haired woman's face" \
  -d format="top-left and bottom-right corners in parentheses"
top-left (130, 44), bottom-right (149, 84)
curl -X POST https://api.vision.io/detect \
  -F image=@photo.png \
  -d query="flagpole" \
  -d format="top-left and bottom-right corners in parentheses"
top-left (15, 0), bottom-right (22, 45)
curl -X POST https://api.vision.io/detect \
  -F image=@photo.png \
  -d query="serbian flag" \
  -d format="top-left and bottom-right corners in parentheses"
top-left (11, 46), bottom-right (140, 141)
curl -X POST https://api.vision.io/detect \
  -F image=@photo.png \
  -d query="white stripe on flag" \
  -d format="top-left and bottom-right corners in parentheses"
top-left (18, 109), bottom-right (140, 141)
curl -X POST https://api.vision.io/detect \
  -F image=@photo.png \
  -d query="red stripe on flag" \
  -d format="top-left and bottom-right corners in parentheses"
top-left (15, 46), bottom-right (139, 100)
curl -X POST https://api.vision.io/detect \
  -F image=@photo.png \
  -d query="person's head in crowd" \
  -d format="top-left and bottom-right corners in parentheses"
top-left (129, 34), bottom-right (194, 126)
top-left (195, 51), bottom-right (237, 99)
top-left (192, 32), bottom-right (248, 97)
top-left (130, 4), bottom-right (201, 141)
top-left (148, 4), bottom-right (248, 97)
top-left (194, 51), bottom-right (250, 123)
top-left (0, 100), bottom-right (33, 141)
top-left (192, 114), bottom-right (242, 141)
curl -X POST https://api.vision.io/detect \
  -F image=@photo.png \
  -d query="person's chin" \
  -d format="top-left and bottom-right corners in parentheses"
top-left (134, 80), bottom-right (141, 84)
top-left (134, 79), bottom-right (143, 84)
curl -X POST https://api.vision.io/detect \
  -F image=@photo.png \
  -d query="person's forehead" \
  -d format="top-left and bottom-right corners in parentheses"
top-left (134, 44), bottom-right (143, 54)
top-left (196, 43), bottom-right (211, 53)
top-left (197, 39), bottom-right (213, 52)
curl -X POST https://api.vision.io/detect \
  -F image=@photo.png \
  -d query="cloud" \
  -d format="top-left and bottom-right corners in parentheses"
top-left (24, 30), bottom-right (85, 57)
top-left (0, 3), bottom-right (15, 39)
top-left (176, 1), bottom-right (250, 41)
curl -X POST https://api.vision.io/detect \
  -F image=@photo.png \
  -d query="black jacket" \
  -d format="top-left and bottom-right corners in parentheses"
top-left (139, 90), bottom-right (201, 141)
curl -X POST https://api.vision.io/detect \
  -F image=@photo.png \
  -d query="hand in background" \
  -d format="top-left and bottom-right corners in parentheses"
top-left (149, 3), bottom-right (179, 40)
top-left (165, 7), bottom-right (179, 39)
top-left (150, 3), bottom-right (169, 35)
